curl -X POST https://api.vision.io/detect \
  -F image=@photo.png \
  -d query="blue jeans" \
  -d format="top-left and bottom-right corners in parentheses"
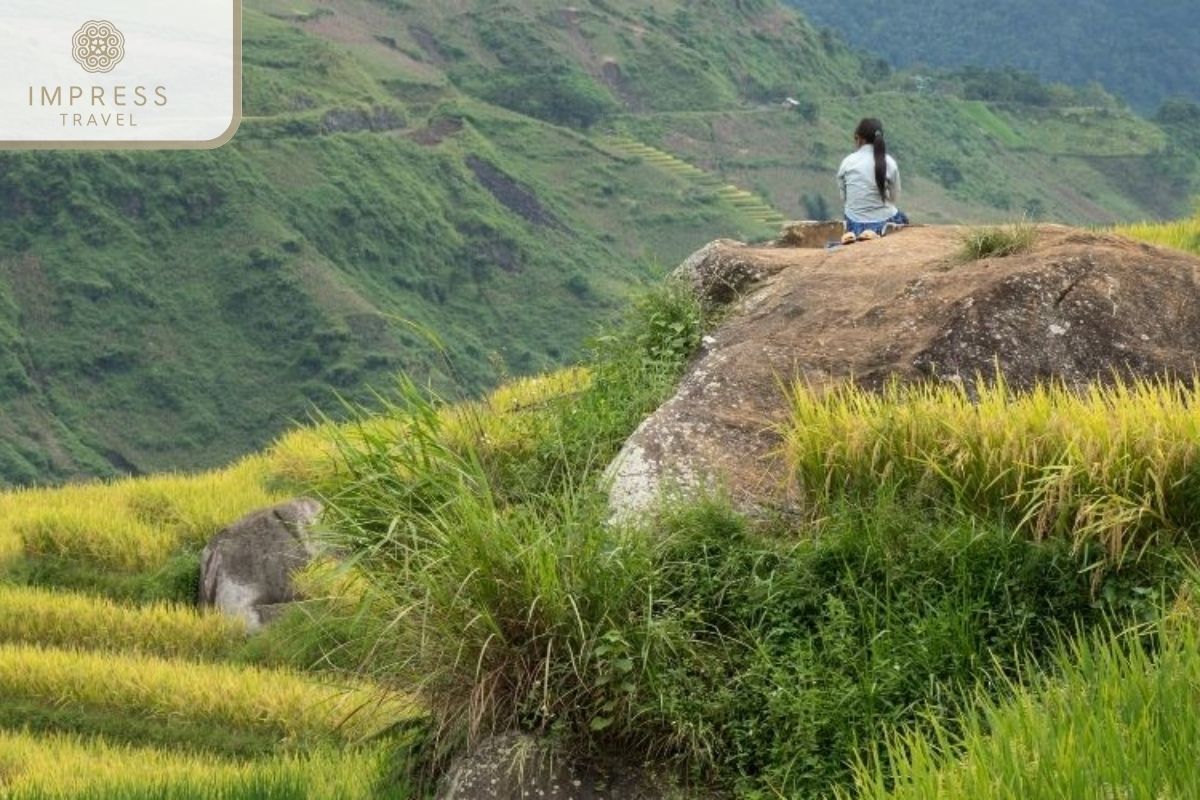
top-left (845, 211), bottom-right (910, 237)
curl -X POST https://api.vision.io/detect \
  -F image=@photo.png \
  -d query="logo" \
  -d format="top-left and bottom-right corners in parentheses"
top-left (2, 1), bottom-right (241, 149)
top-left (71, 20), bottom-right (126, 74)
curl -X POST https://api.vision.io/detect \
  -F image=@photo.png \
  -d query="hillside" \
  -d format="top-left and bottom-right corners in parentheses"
top-left (3, 0), bottom-right (1199, 487)
top-left (784, 0), bottom-right (1200, 113)
top-left (2, 220), bottom-right (1199, 797)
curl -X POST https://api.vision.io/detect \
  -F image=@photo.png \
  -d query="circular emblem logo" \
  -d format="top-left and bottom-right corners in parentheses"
top-left (72, 20), bottom-right (126, 74)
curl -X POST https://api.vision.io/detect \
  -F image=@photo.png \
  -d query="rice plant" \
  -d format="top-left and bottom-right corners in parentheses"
top-left (0, 643), bottom-right (415, 745)
top-left (1116, 209), bottom-right (1200, 254)
top-left (266, 368), bottom-right (593, 488)
top-left (0, 585), bottom-right (245, 660)
top-left (0, 730), bottom-right (398, 799)
top-left (0, 456), bottom-right (283, 573)
top-left (784, 376), bottom-right (1200, 565)
top-left (843, 623), bottom-right (1200, 799)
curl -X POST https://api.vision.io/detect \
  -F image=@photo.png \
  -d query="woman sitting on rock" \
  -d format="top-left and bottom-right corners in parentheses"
top-left (838, 117), bottom-right (909, 244)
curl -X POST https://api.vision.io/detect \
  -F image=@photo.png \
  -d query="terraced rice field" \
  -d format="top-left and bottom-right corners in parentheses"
top-left (0, 370), bottom-right (601, 797)
top-left (0, 451), bottom-right (416, 798)
top-left (602, 135), bottom-right (787, 232)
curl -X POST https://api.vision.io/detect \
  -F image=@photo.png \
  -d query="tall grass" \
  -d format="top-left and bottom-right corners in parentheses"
top-left (0, 731), bottom-right (398, 799)
top-left (785, 377), bottom-right (1200, 565)
top-left (958, 220), bottom-right (1037, 260)
top-left (0, 643), bottom-right (413, 745)
top-left (310, 287), bottom-right (709, 767)
top-left (0, 585), bottom-right (244, 660)
top-left (844, 623), bottom-right (1200, 800)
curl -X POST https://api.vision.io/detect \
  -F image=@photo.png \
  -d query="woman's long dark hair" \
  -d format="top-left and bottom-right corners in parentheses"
top-left (855, 118), bottom-right (888, 201)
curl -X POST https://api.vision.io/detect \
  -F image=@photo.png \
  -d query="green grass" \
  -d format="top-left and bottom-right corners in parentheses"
top-left (844, 622), bottom-right (1200, 800)
top-left (304, 288), bottom-right (1185, 796)
top-left (308, 287), bottom-right (706, 765)
top-left (958, 220), bottom-right (1038, 260)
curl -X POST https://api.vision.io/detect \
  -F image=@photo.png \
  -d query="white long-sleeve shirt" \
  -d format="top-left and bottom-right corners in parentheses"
top-left (838, 145), bottom-right (901, 223)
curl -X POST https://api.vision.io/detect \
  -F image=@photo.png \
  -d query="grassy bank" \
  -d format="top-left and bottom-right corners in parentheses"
top-left (303, 287), bottom-right (1188, 797)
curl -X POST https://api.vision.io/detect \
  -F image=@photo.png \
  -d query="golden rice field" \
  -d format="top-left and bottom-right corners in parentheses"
top-left (0, 456), bottom-right (284, 573)
top-left (0, 585), bottom-right (244, 660)
top-left (0, 730), bottom-right (389, 799)
top-left (785, 377), bottom-right (1200, 563)
top-left (0, 367), bottom-right (594, 797)
top-left (0, 643), bottom-right (414, 745)
top-left (1115, 210), bottom-right (1200, 254)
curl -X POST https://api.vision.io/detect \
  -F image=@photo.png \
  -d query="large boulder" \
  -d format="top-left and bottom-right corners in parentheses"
top-left (437, 734), bottom-right (696, 800)
top-left (609, 226), bottom-right (1200, 519)
top-left (670, 239), bottom-right (758, 304)
top-left (198, 498), bottom-right (323, 631)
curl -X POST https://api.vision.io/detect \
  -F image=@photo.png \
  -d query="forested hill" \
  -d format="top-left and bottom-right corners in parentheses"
top-left (784, 0), bottom-right (1200, 113)
top-left (1, 0), bottom-right (1197, 487)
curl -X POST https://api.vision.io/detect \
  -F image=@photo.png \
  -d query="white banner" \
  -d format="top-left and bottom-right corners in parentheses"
top-left (0, 0), bottom-right (240, 149)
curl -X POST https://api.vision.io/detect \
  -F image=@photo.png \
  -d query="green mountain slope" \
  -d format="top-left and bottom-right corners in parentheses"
top-left (783, 0), bottom-right (1200, 113)
top-left (1, 0), bottom-right (1197, 486)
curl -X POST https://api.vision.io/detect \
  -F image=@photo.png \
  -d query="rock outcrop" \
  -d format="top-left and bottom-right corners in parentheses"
top-left (609, 225), bottom-right (1200, 519)
top-left (198, 498), bottom-right (323, 631)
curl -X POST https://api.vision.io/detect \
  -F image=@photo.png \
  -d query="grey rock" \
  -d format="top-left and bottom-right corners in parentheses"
top-left (198, 498), bottom-right (323, 631)
top-left (438, 734), bottom-right (695, 800)
top-left (669, 239), bottom-right (759, 305)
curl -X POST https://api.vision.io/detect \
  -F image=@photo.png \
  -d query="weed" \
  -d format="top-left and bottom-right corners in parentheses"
top-left (958, 219), bottom-right (1037, 260)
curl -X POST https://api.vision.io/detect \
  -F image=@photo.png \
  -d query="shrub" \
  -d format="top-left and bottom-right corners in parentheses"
top-left (644, 494), bottom-right (1156, 797)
